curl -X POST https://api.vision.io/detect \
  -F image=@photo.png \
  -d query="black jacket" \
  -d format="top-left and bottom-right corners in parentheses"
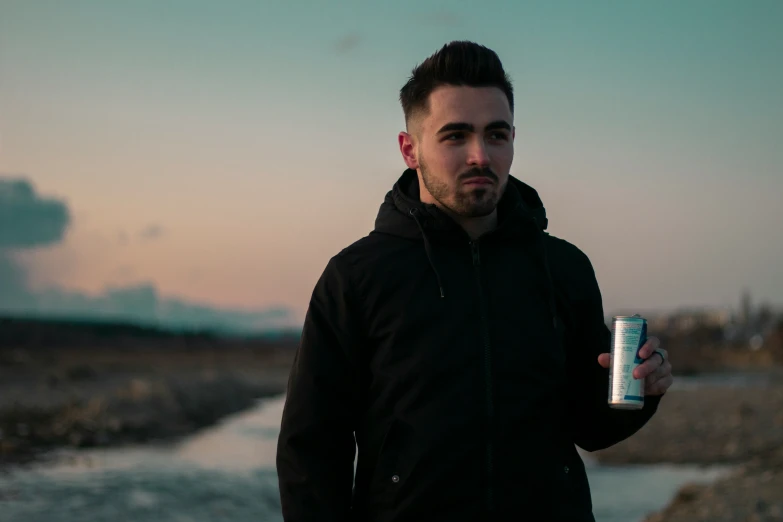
top-left (276, 169), bottom-right (662, 522)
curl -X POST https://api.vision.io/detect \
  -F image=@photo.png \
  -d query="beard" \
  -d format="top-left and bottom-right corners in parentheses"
top-left (419, 160), bottom-right (505, 218)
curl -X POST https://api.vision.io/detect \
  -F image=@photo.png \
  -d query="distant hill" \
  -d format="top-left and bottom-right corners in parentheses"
top-left (0, 313), bottom-right (301, 350)
top-left (0, 283), bottom-right (304, 336)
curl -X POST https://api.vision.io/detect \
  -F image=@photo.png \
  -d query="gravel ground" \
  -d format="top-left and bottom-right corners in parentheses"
top-left (0, 345), bottom-right (293, 469)
top-left (643, 447), bottom-right (783, 522)
top-left (594, 385), bottom-right (783, 466)
top-left (592, 377), bottom-right (783, 522)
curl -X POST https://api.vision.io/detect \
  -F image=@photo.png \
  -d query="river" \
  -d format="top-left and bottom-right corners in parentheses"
top-left (0, 385), bottom-right (734, 522)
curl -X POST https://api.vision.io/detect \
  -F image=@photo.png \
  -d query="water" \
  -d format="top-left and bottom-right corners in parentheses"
top-left (587, 464), bottom-right (728, 521)
top-left (0, 395), bottom-right (730, 522)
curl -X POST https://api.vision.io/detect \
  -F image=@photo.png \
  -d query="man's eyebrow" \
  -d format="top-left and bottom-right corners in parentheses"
top-left (486, 120), bottom-right (512, 131)
top-left (437, 122), bottom-right (473, 134)
top-left (436, 120), bottom-right (512, 133)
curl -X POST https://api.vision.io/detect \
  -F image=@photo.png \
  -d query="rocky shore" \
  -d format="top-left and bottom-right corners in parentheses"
top-left (3, 316), bottom-right (783, 520)
top-left (644, 449), bottom-right (783, 522)
top-left (0, 316), bottom-right (297, 469)
top-left (0, 371), bottom-right (289, 468)
top-left (592, 372), bottom-right (783, 521)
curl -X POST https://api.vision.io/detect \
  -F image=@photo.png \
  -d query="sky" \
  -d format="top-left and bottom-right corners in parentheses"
top-left (1, 0), bottom-right (781, 329)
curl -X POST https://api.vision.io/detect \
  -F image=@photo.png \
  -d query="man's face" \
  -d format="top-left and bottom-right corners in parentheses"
top-left (399, 85), bottom-right (515, 218)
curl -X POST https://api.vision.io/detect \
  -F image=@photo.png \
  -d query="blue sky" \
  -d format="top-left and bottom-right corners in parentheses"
top-left (1, 0), bottom-right (781, 325)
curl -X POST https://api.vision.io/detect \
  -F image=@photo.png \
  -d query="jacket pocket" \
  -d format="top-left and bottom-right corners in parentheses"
top-left (561, 445), bottom-right (593, 515)
top-left (369, 419), bottom-right (406, 507)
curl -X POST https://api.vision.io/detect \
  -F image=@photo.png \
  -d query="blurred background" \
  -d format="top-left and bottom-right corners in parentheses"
top-left (1, 1), bottom-right (781, 521)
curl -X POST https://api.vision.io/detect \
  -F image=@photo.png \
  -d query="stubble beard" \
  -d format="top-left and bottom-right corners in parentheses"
top-left (419, 159), bottom-right (504, 218)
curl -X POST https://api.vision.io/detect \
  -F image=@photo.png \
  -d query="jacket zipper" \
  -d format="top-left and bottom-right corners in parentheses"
top-left (471, 240), bottom-right (494, 512)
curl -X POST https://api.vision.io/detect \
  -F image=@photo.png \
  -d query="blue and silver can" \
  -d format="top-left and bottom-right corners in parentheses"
top-left (608, 315), bottom-right (647, 410)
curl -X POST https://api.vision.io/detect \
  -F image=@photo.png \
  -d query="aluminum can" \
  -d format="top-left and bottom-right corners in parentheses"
top-left (608, 315), bottom-right (647, 410)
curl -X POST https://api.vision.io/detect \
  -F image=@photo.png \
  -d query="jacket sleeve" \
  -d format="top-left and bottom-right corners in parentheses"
top-left (564, 251), bottom-right (663, 452)
top-left (276, 253), bottom-right (363, 521)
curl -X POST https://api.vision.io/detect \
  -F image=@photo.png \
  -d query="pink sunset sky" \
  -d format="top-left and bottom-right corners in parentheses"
top-left (1, 2), bottom-right (781, 329)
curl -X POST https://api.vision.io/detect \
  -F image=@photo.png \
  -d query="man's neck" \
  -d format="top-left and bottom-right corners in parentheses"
top-left (440, 206), bottom-right (498, 240)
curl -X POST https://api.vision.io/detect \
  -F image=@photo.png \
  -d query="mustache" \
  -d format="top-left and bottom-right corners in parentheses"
top-left (459, 167), bottom-right (498, 182)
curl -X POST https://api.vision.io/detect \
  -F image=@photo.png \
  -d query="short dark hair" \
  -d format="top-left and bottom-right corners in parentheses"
top-left (399, 41), bottom-right (514, 128)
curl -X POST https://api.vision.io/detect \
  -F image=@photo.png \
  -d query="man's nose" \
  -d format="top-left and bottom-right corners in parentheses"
top-left (467, 139), bottom-right (491, 167)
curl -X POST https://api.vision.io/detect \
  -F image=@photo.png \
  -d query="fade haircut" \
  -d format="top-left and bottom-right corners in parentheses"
top-left (399, 41), bottom-right (514, 130)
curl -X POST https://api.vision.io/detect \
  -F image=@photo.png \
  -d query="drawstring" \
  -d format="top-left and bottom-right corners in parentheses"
top-left (409, 208), bottom-right (446, 298)
top-left (533, 219), bottom-right (560, 332)
top-left (407, 207), bottom-right (559, 323)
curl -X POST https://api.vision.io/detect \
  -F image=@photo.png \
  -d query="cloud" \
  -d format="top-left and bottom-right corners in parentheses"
top-left (0, 252), bottom-right (36, 310)
top-left (32, 283), bottom-right (301, 334)
top-left (333, 33), bottom-right (361, 54)
top-left (0, 174), bottom-right (298, 333)
top-left (0, 177), bottom-right (70, 310)
top-left (0, 177), bottom-right (70, 249)
top-left (139, 224), bottom-right (164, 240)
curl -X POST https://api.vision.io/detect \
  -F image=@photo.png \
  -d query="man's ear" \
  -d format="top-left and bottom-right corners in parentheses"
top-left (398, 131), bottom-right (419, 170)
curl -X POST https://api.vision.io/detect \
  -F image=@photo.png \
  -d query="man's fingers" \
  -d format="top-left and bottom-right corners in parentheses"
top-left (638, 337), bottom-right (661, 359)
top-left (599, 334), bottom-right (672, 392)
top-left (646, 373), bottom-right (673, 396)
top-left (654, 360), bottom-right (672, 380)
top-left (600, 345), bottom-right (670, 379)
top-left (633, 355), bottom-right (661, 380)
top-left (646, 358), bottom-right (669, 377)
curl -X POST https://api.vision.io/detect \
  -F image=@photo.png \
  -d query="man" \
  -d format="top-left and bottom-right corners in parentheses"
top-left (276, 41), bottom-right (673, 522)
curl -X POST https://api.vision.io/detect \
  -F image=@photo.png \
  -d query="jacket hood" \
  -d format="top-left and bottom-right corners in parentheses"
top-left (372, 168), bottom-right (556, 303)
top-left (373, 168), bottom-right (549, 241)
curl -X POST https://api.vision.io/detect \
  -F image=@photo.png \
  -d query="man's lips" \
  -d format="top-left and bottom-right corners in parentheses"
top-left (463, 177), bottom-right (494, 185)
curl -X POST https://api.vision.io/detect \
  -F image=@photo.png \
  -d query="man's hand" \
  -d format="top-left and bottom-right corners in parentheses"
top-left (597, 336), bottom-right (673, 396)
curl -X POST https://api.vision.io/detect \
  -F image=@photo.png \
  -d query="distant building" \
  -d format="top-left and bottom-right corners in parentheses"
top-left (606, 289), bottom-right (782, 352)
top-left (646, 308), bottom-right (732, 334)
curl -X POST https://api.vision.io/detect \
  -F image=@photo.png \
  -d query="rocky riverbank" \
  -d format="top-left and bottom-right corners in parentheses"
top-left (0, 316), bottom-right (297, 469)
top-left (592, 373), bottom-right (783, 521)
top-left (0, 371), bottom-right (289, 468)
top-left (594, 379), bottom-right (783, 466)
top-left (4, 316), bottom-right (783, 520)
top-left (644, 449), bottom-right (783, 522)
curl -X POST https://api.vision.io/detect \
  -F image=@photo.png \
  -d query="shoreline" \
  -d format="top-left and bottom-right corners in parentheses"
top-left (0, 326), bottom-right (297, 472)
top-left (592, 375), bottom-right (783, 521)
top-left (3, 328), bottom-right (782, 521)
top-left (641, 446), bottom-right (783, 522)
top-left (593, 379), bottom-right (783, 466)
top-left (0, 372), bottom-right (290, 471)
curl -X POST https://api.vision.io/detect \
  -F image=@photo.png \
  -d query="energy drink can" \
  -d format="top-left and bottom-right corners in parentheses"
top-left (608, 315), bottom-right (647, 410)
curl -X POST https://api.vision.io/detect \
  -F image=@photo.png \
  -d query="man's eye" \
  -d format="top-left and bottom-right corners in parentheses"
top-left (445, 133), bottom-right (464, 140)
top-left (489, 132), bottom-right (508, 140)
